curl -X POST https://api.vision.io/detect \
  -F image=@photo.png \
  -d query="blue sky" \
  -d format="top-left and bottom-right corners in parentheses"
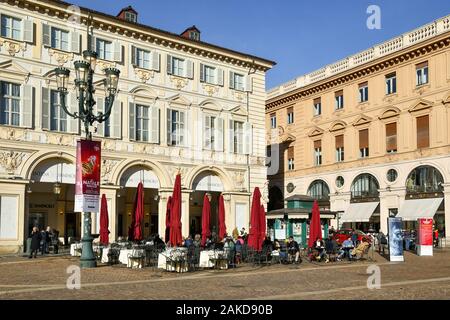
top-left (70, 0), bottom-right (450, 89)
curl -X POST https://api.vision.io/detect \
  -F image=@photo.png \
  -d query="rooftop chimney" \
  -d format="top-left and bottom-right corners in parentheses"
top-left (117, 6), bottom-right (138, 23)
top-left (181, 25), bottom-right (201, 41)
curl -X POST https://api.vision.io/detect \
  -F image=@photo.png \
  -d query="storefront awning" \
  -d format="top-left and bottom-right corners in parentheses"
top-left (341, 202), bottom-right (379, 223)
top-left (397, 198), bottom-right (443, 221)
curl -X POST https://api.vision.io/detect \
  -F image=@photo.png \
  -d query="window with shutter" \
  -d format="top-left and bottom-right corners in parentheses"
top-left (386, 122), bottom-right (397, 153)
top-left (314, 140), bottom-right (322, 166)
top-left (416, 115), bottom-right (429, 148)
top-left (1, 15), bottom-right (22, 41)
top-left (386, 73), bottom-right (397, 95)
top-left (335, 134), bottom-right (344, 162)
top-left (359, 129), bottom-right (369, 158)
top-left (51, 27), bottom-right (69, 51)
top-left (49, 90), bottom-right (67, 132)
top-left (287, 107), bottom-right (294, 124)
top-left (358, 82), bottom-right (368, 102)
top-left (0, 81), bottom-right (21, 126)
top-left (416, 61), bottom-right (429, 86)
top-left (335, 90), bottom-right (344, 110)
top-left (287, 146), bottom-right (294, 171)
top-left (313, 97), bottom-right (321, 116)
top-left (270, 113), bottom-right (276, 129)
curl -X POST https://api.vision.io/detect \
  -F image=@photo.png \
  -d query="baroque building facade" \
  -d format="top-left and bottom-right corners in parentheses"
top-left (0, 0), bottom-right (274, 253)
top-left (266, 14), bottom-right (450, 244)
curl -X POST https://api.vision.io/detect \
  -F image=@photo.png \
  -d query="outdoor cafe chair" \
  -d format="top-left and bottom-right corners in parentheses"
top-left (127, 249), bottom-right (145, 268)
top-left (107, 247), bottom-right (120, 265)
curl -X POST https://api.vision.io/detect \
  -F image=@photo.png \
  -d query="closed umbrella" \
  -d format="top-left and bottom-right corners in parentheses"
top-left (99, 194), bottom-right (110, 245)
top-left (165, 196), bottom-right (172, 242)
top-left (308, 200), bottom-right (322, 248)
top-left (200, 193), bottom-right (211, 247)
top-left (133, 182), bottom-right (144, 242)
top-left (247, 187), bottom-right (261, 250)
top-left (218, 194), bottom-right (227, 241)
top-left (259, 204), bottom-right (266, 251)
top-left (169, 174), bottom-right (183, 247)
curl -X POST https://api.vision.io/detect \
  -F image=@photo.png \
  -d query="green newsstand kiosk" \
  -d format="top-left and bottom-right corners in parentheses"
top-left (267, 195), bottom-right (337, 248)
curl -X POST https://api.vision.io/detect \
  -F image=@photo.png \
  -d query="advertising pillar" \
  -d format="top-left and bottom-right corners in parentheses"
top-left (388, 217), bottom-right (404, 262)
top-left (417, 218), bottom-right (433, 256)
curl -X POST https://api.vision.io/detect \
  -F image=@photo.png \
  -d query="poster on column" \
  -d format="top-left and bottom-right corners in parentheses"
top-left (388, 217), bottom-right (404, 262)
top-left (417, 218), bottom-right (433, 256)
top-left (74, 140), bottom-right (101, 213)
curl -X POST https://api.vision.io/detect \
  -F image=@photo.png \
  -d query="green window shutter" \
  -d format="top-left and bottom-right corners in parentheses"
top-left (41, 87), bottom-right (50, 130)
top-left (21, 85), bottom-right (33, 128)
top-left (42, 23), bottom-right (51, 47)
top-left (129, 102), bottom-right (136, 141)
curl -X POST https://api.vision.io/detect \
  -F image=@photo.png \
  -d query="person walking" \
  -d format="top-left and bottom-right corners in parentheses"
top-left (29, 227), bottom-right (41, 259)
top-left (378, 231), bottom-right (387, 255)
top-left (351, 229), bottom-right (358, 247)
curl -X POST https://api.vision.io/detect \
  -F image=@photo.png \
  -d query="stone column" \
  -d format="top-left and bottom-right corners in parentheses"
top-left (181, 190), bottom-right (192, 238)
top-left (444, 184), bottom-right (450, 244)
top-left (158, 190), bottom-right (172, 242)
top-left (99, 187), bottom-right (118, 243)
top-left (329, 191), bottom-right (351, 229)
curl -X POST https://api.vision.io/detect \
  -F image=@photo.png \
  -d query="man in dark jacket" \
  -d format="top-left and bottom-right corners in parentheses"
top-left (29, 227), bottom-right (41, 258)
top-left (287, 236), bottom-right (301, 263)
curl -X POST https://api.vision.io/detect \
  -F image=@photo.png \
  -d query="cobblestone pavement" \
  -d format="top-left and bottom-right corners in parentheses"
top-left (0, 250), bottom-right (450, 300)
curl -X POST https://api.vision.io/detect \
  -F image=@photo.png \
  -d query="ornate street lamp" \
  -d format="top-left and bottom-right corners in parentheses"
top-left (52, 20), bottom-right (120, 268)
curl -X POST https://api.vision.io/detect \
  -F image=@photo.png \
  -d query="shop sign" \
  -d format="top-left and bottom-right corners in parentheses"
top-left (417, 218), bottom-right (433, 256)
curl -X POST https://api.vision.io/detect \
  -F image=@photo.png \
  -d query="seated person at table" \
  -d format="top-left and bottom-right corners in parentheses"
top-left (183, 235), bottom-right (193, 248)
top-left (193, 234), bottom-right (201, 247)
top-left (337, 237), bottom-right (354, 261)
top-left (262, 236), bottom-right (273, 251)
top-left (234, 238), bottom-right (243, 264)
top-left (153, 234), bottom-right (165, 249)
top-left (325, 236), bottom-right (338, 262)
top-left (314, 238), bottom-right (326, 261)
top-left (287, 236), bottom-right (301, 263)
top-left (350, 238), bottom-right (370, 260)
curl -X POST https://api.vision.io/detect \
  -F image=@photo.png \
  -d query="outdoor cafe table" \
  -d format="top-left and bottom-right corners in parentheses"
top-left (199, 250), bottom-right (227, 269)
top-left (100, 247), bottom-right (145, 267)
top-left (70, 243), bottom-right (82, 256)
top-left (158, 247), bottom-right (188, 272)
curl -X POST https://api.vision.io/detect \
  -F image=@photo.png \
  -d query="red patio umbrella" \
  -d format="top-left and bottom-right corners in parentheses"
top-left (99, 194), bottom-right (110, 245)
top-left (218, 194), bottom-right (227, 241)
top-left (165, 196), bottom-right (172, 242)
top-left (132, 182), bottom-right (144, 242)
top-left (308, 200), bottom-right (322, 248)
top-left (259, 204), bottom-right (266, 251)
top-left (200, 193), bottom-right (211, 247)
top-left (247, 187), bottom-right (261, 250)
top-left (169, 174), bottom-right (183, 247)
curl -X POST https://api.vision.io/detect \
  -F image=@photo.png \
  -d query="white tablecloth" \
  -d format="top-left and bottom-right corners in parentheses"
top-left (199, 250), bottom-right (227, 269)
top-left (70, 243), bottom-right (82, 256)
top-left (157, 248), bottom-right (188, 272)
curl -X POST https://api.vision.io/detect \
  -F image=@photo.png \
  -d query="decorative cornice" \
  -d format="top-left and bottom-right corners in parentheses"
top-left (48, 48), bottom-right (74, 67)
top-left (133, 67), bottom-right (154, 83)
top-left (379, 106), bottom-right (401, 121)
top-left (7, 0), bottom-right (274, 71)
top-left (408, 98), bottom-right (434, 113)
top-left (266, 33), bottom-right (450, 111)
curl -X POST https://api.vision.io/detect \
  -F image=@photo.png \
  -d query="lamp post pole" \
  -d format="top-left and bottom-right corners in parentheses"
top-left (53, 20), bottom-right (120, 268)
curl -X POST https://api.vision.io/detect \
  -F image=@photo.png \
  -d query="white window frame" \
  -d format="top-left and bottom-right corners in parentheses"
top-left (360, 147), bottom-right (369, 158)
top-left (124, 12), bottom-right (137, 23)
top-left (270, 115), bottom-right (276, 129)
top-left (287, 111), bottom-right (294, 124)
top-left (386, 74), bottom-right (397, 95)
top-left (416, 65), bottom-right (429, 86)
top-left (335, 94), bottom-right (344, 110)
top-left (233, 121), bottom-right (244, 154)
top-left (50, 90), bottom-right (67, 132)
top-left (96, 38), bottom-right (113, 61)
top-left (336, 147), bottom-right (344, 162)
top-left (234, 73), bottom-right (245, 91)
top-left (0, 81), bottom-right (20, 126)
top-left (314, 102), bottom-right (321, 116)
top-left (136, 104), bottom-right (150, 142)
top-left (288, 158), bottom-right (295, 171)
top-left (136, 48), bottom-right (151, 69)
top-left (359, 85), bottom-right (368, 103)
top-left (204, 115), bottom-right (216, 150)
top-left (0, 14), bottom-right (21, 41)
top-left (51, 27), bottom-right (69, 52)
top-left (314, 147), bottom-right (322, 166)
top-left (204, 65), bottom-right (216, 84)
top-left (169, 109), bottom-right (185, 146)
top-left (172, 57), bottom-right (185, 77)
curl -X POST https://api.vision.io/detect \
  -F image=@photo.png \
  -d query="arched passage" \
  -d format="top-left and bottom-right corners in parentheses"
top-left (268, 186), bottom-right (284, 212)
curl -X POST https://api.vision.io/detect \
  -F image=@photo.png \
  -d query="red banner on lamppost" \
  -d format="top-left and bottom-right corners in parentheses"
top-left (75, 140), bottom-right (101, 213)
